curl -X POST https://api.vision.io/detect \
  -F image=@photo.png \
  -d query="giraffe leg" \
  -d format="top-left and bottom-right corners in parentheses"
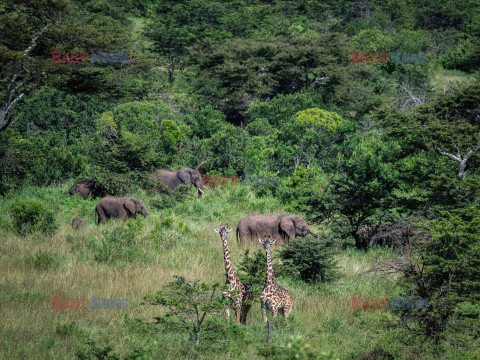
top-left (272, 306), bottom-right (278, 319)
top-left (261, 302), bottom-right (268, 324)
top-left (283, 303), bottom-right (292, 318)
top-left (271, 306), bottom-right (279, 328)
top-left (225, 307), bottom-right (231, 321)
top-left (236, 308), bottom-right (241, 325)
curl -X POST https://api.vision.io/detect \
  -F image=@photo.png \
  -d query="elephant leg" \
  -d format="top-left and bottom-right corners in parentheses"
top-left (96, 205), bottom-right (106, 224)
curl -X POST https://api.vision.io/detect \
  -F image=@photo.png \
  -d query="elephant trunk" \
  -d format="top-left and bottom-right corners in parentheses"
top-left (197, 185), bottom-right (204, 199)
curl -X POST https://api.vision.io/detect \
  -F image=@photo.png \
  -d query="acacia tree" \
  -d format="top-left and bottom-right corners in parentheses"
top-left (142, 276), bottom-right (229, 345)
top-left (280, 138), bottom-right (401, 250)
top-left (186, 34), bottom-right (351, 125)
top-left (369, 207), bottom-right (480, 344)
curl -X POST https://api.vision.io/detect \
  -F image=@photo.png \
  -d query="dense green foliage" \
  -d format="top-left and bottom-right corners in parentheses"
top-left (2, 0), bottom-right (480, 358)
top-left (10, 199), bottom-right (58, 235)
top-left (279, 235), bottom-right (338, 284)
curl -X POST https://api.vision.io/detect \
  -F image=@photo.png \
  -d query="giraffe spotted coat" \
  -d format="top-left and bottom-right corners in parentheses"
top-left (259, 236), bottom-right (292, 323)
top-left (215, 225), bottom-right (252, 325)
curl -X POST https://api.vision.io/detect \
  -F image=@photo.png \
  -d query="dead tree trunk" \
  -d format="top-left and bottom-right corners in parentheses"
top-left (433, 143), bottom-right (479, 180)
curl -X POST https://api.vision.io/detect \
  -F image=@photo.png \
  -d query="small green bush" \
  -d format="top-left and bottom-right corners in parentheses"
top-left (153, 218), bottom-right (174, 230)
top-left (279, 234), bottom-right (339, 284)
top-left (24, 251), bottom-right (65, 270)
top-left (56, 321), bottom-right (87, 337)
top-left (10, 199), bottom-right (57, 235)
top-left (93, 218), bottom-right (149, 264)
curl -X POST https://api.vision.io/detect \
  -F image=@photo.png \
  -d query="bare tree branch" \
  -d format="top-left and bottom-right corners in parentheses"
top-left (0, 24), bottom-right (51, 132)
top-left (433, 141), bottom-right (480, 180)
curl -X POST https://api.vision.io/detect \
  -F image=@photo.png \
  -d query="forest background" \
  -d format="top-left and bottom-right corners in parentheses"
top-left (1, 0), bottom-right (480, 359)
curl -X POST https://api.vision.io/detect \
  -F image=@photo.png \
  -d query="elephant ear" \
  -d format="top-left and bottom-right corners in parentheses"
top-left (124, 198), bottom-right (136, 214)
top-left (177, 169), bottom-right (192, 186)
top-left (279, 216), bottom-right (296, 239)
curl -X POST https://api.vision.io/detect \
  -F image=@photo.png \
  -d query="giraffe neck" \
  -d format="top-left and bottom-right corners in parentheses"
top-left (223, 241), bottom-right (239, 284)
top-left (265, 248), bottom-right (276, 286)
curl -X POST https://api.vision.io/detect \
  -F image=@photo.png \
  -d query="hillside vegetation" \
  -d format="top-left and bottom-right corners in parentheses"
top-left (1, 0), bottom-right (480, 358)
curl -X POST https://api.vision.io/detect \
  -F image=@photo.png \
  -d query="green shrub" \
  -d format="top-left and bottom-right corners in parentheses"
top-left (93, 219), bottom-right (149, 264)
top-left (279, 234), bottom-right (339, 284)
top-left (10, 199), bottom-right (58, 235)
top-left (142, 276), bottom-right (229, 345)
top-left (56, 321), bottom-right (86, 337)
top-left (149, 185), bottom-right (191, 210)
top-left (90, 169), bottom-right (158, 196)
top-left (153, 218), bottom-right (174, 230)
top-left (25, 251), bottom-right (65, 270)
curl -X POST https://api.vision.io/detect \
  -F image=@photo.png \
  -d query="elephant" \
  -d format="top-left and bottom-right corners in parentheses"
top-left (95, 196), bottom-right (148, 224)
top-left (236, 214), bottom-right (312, 244)
top-left (68, 178), bottom-right (104, 200)
top-left (154, 161), bottom-right (206, 199)
top-left (72, 218), bottom-right (86, 229)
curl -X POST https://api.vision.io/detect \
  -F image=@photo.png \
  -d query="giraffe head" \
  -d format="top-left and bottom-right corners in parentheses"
top-left (214, 225), bottom-right (232, 245)
top-left (259, 235), bottom-right (276, 252)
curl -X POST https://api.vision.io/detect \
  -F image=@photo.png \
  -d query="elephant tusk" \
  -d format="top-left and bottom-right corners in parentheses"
top-left (198, 188), bottom-right (204, 194)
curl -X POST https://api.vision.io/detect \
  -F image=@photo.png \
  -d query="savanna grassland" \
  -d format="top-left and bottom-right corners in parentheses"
top-left (0, 183), bottom-right (426, 360)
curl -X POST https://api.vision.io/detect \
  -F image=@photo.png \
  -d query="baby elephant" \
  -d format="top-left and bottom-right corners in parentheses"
top-left (72, 218), bottom-right (86, 229)
top-left (95, 196), bottom-right (148, 224)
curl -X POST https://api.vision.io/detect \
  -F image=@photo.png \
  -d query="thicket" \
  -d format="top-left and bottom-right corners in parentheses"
top-left (10, 199), bottom-right (58, 236)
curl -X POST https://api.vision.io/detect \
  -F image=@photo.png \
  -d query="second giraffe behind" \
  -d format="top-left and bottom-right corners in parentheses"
top-left (259, 236), bottom-right (293, 323)
top-left (214, 225), bottom-right (252, 325)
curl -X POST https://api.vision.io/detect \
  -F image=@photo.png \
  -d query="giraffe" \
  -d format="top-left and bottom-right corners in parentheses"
top-left (214, 225), bottom-right (252, 325)
top-left (259, 235), bottom-right (292, 324)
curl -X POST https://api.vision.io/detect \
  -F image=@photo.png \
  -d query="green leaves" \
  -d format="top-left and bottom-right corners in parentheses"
top-left (279, 234), bottom-right (339, 284)
top-left (142, 276), bottom-right (229, 345)
top-left (10, 199), bottom-right (57, 236)
top-left (295, 108), bottom-right (342, 133)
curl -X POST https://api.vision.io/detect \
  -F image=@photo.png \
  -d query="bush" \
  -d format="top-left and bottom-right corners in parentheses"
top-left (279, 234), bottom-right (338, 284)
top-left (370, 206), bottom-right (480, 344)
top-left (90, 168), bottom-right (159, 196)
top-left (93, 219), bottom-right (149, 264)
top-left (25, 251), bottom-right (65, 270)
top-left (142, 276), bottom-right (228, 345)
top-left (149, 185), bottom-right (191, 210)
top-left (10, 199), bottom-right (58, 235)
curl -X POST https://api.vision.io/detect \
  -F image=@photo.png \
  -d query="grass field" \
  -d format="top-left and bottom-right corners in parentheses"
top-left (0, 183), bottom-right (477, 359)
